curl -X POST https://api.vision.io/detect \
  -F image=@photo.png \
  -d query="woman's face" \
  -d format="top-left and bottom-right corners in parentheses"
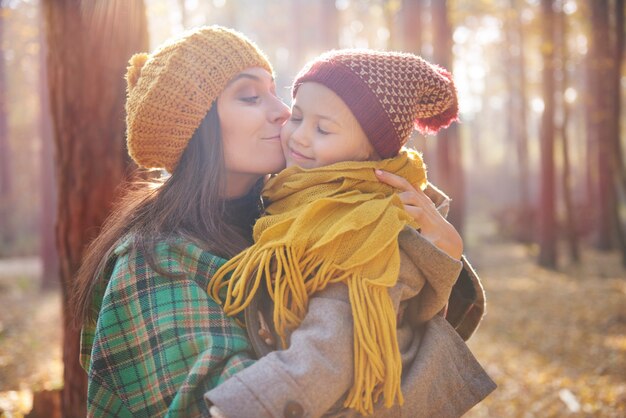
top-left (217, 67), bottom-right (290, 198)
top-left (280, 82), bottom-right (376, 169)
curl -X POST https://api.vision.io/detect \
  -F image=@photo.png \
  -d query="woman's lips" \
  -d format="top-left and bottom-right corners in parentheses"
top-left (262, 135), bottom-right (281, 142)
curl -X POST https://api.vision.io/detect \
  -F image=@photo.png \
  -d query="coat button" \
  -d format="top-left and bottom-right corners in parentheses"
top-left (283, 400), bottom-right (304, 418)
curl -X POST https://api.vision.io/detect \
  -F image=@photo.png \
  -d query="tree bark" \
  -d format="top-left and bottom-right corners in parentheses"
top-left (0, 0), bottom-right (13, 252)
top-left (538, 0), bottom-right (557, 268)
top-left (589, 0), bottom-right (614, 250)
top-left (507, 0), bottom-right (532, 243)
top-left (39, 2), bottom-right (59, 289)
top-left (42, 0), bottom-right (148, 416)
top-left (610, 0), bottom-right (626, 265)
top-left (557, 4), bottom-right (580, 263)
top-left (291, 0), bottom-right (305, 70)
top-left (383, 0), bottom-right (398, 50)
top-left (431, 0), bottom-right (465, 236)
top-left (178, 0), bottom-right (187, 28)
top-left (319, 0), bottom-right (339, 50)
top-left (401, 0), bottom-right (429, 164)
top-left (401, 0), bottom-right (423, 54)
top-left (612, 0), bottom-right (625, 195)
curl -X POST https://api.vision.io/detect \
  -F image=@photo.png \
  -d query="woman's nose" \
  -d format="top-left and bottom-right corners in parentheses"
top-left (270, 97), bottom-right (290, 124)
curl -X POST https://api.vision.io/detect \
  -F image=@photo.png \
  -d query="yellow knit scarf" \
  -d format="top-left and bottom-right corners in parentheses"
top-left (208, 149), bottom-right (427, 415)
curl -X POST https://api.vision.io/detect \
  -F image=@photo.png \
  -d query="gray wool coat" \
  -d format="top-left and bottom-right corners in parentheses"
top-left (205, 186), bottom-right (496, 418)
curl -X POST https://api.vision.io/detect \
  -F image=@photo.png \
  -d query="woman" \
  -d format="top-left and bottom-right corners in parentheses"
top-left (74, 26), bottom-right (493, 418)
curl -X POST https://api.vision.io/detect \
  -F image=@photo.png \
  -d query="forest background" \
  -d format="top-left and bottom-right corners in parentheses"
top-left (0, 0), bottom-right (624, 417)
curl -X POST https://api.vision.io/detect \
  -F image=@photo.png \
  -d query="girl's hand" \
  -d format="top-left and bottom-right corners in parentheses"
top-left (209, 406), bottom-right (228, 418)
top-left (375, 169), bottom-right (463, 260)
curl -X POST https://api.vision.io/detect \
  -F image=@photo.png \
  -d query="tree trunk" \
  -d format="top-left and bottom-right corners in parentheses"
top-left (319, 0), bottom-right (339, 50)
top-left (42, 1), bottom-right (148, 416)
top-left (431, 0), bottom-right (465, 236)
top-left (383, 0), bottom-right (398, 50)
top-left (610, 0), bottom-right (626, 265)
top-left (506, 0), bottom-right (532, 243)
top-left (538, 0), bottom-right (557, 268)
top-left (589, 0), bottom-right (614, 250)
top-left (401, 0), bottom-right (423, 54)
top-left (613, 0), bottom-right (625, 195)
top-left (401, 0), bottom-right (429, 164)
top-left (39, 3), bottom-right (59, 289)
top-left (557, 4), bottom-right (580, 263)
top-left (0, 0), bottom-right (13, 252)
top-left (178, 0), bottom-right (187, 28)
top-left (291, 0), bottom-right (305, 69)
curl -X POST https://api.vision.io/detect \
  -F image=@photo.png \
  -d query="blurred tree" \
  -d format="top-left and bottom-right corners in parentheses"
top-left (588, 0), bottom-right (614, 251)
top-left (401, 0), bottom-right (429, 161)
top-left (42, 0), bottom-right (149, 416)
top-left (614, 0), bottom-right (625, 193)
top-left (504, 0), bottom-right (532, 243)
top-left (291, 0), bottom-right (305, 70)
top-left (178, 0), bottom-right (187, 28)
top-left (401, 0), bottom-right (423, 54)
top-left (383, 0), bottom-right (400, 49)
top-left (178, 0), bottom-right (189, 29)
top-left (39, 2), bottom-right (59, 288)
top-left (610, 0), bottom-right (625, 265)
top-left (224, 0), bottom-right (237, 28)
top-left (320, 0), bottom-right (339, 50)
top-left (557, 2), bottom-right (580, 263)
top-left (0, 0), bottom-right (14, 252)
top-left (432, 0), bottom-right (465, 236)
top-left (538, 0), bottom-right (557, 268)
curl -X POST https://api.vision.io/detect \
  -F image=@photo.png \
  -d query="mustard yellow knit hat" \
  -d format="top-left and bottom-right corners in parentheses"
top-left (125, 26), bottom-right (273, 173)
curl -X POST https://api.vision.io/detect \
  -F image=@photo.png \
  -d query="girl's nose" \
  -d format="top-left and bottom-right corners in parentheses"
top-left (290, 123), bottom-right (309, 147)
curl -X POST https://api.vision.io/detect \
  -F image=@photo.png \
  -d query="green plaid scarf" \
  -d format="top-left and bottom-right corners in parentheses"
top-left (80, 237), bottom-right (254, 417)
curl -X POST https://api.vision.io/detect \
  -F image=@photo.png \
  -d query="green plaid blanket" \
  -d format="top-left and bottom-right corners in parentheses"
top-left (80, 237), bottom-right (255, 417)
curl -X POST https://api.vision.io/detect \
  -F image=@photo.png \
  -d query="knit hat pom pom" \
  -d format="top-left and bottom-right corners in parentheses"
top-left (415, 65), bottom-right (459, 135)
top-left (126, 53), bottom-right (149, 90)
top-left (415, 103), bottom-right (459, 135)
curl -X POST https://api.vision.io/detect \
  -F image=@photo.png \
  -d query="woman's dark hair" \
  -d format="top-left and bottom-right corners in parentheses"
top-left (72, 103), bottom-right (262, 327)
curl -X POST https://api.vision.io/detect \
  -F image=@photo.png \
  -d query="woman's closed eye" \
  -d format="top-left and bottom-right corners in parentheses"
top-left (240, 96), bottom-right (259, 104)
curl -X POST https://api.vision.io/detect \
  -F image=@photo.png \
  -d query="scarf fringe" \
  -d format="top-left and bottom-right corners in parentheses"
top-left (208, 244), bottom-right (404, 415)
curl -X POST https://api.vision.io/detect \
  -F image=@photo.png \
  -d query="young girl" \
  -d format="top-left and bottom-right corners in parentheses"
top-left (208, 49), bottom-right (495, 416)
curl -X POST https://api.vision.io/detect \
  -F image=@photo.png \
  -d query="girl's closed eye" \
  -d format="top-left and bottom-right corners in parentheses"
top-left (317, 125), bottom-right (330, 135)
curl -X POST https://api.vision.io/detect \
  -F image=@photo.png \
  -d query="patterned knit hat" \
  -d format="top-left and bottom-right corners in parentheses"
top-left (293, 49), bottom-right (458, 158)
top-left (125, 26), bottom-right (273, 173)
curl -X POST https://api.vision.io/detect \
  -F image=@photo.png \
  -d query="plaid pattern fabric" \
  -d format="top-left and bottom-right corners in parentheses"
top-left (80, 237), bottom-right (255, 417)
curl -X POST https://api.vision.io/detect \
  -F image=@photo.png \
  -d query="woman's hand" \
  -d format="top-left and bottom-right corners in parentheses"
top-left (375, 169), bottom-right (463, 260)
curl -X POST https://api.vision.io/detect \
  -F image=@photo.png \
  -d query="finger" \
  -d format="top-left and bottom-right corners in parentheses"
top-left (209, 406), bottom-right (228, 418)
top-left (402, 205), bottom-right (424, 225)
top-left (397, 191), bottom-right (420, 206)
top-left (374, 169), bottom-right (415, 192)
top-left (398, 190), bottom-right (436, 210)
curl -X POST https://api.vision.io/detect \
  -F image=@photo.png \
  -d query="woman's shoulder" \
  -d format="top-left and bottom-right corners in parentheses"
top-left (108, 234), bottom-right (229, 288)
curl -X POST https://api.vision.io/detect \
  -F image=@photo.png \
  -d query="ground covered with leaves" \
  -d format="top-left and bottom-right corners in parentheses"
top-left (464, 217), bottom-right (626, 417)
top-left (0, 218), bottom-right (625, 417)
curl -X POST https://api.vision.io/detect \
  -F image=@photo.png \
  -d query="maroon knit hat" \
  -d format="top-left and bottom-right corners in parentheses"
top-left (292, 49), bottom-right (459, 158)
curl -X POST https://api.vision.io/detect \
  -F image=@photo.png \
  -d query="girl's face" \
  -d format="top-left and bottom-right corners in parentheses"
top-left (280, 82), bottom-right (377, 169)
top-left (217, 67), bottom-right (290, 198)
